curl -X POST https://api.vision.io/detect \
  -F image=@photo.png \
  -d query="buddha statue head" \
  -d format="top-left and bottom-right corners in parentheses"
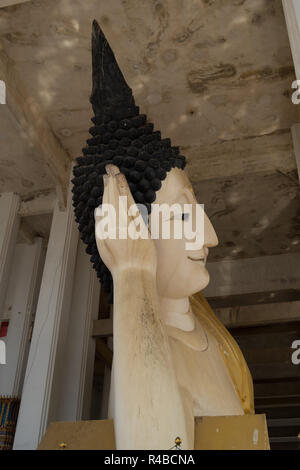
top-left (153, 167), bottom-right (218, 300)
top-left (72, 21), bottom-right (218, 302)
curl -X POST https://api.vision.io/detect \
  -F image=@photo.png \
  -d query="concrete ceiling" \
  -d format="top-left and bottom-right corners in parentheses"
top-left (0, 106), bottom-right (56, 195)
top-left (0, 0), bottom-right (299, 259)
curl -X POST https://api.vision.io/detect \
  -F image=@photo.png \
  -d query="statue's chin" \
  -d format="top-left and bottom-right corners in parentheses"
top-left (199, 266), bottom-right (210, 290)
top-left (158, 269), bottom-right (210, 299)
top-left (187, 265), bottom-right (210, 296)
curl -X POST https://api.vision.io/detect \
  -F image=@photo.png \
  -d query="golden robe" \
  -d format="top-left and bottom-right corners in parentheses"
top-left (190, 292), bottom-right (254, 415)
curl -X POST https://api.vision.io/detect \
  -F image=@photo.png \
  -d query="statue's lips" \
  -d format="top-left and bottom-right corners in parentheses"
top-left (187, 255), bottom-right (206, 263)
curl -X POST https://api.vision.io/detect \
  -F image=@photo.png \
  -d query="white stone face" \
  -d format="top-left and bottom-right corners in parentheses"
top-left (152, 168), bottom-right (218, 299)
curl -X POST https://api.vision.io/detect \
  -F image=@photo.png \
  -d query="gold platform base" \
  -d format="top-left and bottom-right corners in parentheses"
top-left (38, 414), bottom-right (269, 450)
top-left (194, 414), bottom-right (270, 450)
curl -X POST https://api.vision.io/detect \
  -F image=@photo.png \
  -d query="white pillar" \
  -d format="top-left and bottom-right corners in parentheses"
top-left (0, 238), bottom-right (44, 397)
top-left (55, 239), bottom-right (100, 422)
top-left (282, 0), bottom-right (300, 80)
top-left (13, 193), bottom-right (79, 450)
top-left (0, 193), bottom-right (20, 314)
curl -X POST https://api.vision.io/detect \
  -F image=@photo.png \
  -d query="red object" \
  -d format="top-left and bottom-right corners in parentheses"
top-left (0, 321), bottom-right (9, 337)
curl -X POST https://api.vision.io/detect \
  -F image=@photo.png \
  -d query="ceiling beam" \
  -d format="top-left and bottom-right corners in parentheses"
top-left (0, 42), bottom-right (71, 209)
top-left (204, 253), bottom-right (300, 299)
top-left (186, 129), bottom-right (296, 182)
top-left (19, 189), bottom-right (56, 217)
top-left (215, 299), bottom-right (300, 328)
top-left (209, 289), bottom-right (300, 310)
top-left (0, 1), bottom-right (32, 8)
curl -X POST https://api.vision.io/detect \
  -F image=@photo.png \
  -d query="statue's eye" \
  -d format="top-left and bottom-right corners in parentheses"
top-left (182, 213), bottom-right (189, 221)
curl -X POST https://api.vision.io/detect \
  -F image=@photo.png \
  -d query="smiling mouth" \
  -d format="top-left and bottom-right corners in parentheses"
top-left (188, 256), bottom-right (206, 263)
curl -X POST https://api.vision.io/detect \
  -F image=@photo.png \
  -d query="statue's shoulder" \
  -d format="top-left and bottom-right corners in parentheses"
top-left (190, 292), bottom-right (255, 415)
top-left (190, 291), bottom-right (245, 363)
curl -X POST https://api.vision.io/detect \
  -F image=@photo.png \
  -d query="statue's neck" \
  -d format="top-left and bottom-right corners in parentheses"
top-left (159, 296), bottom-right (195, 331)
